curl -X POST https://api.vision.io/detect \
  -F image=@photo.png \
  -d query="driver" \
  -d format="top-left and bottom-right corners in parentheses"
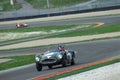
top-left (58, 45), bottom-right (65, 51)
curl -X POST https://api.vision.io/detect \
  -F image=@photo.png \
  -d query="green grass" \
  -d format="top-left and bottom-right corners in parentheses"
top-left (0, 24), bottom-right (93, 42)
top-left (0, 0), bottom-right (21, 11)
top-left (2, 23), bottom-right (119, 37)
top-left (47, 23), bottom-right (120, 38)
top-left (0, 24), bottom-right (91, 38)
top-left (0, 23), bottom-right (120, 47)
top-left (0, 24), bottom-right (93, 47)
top-left (45, 58), bottom-right (120, 80)
top-left (0, 25), bottom-right (78, 32)
top-left (0, 54), bottom-right (35, 71)
top-left (26, 0), bottom-right (90, 9)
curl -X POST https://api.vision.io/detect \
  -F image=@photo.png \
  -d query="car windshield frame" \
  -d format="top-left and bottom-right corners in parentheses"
top-left (44, 49), bottom-right (60, 54)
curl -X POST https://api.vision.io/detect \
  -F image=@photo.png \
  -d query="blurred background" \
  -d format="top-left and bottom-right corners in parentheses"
top-left (0, 0), bottom-right (120, 19)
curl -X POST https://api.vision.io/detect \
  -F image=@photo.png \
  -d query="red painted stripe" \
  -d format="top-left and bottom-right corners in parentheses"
top-left (33, 58), bottom-right (117, 80)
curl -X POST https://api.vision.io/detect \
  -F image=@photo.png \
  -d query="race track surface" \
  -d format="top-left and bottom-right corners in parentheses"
top-left (0, 15), bottom-right (120, 29)
top-left (0, 16), bottom-right (120, 80)
top-left (0, 39), bottom-right (120, 80)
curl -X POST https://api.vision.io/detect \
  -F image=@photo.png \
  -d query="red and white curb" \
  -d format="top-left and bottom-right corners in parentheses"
top-left (32, 58), bottom-right (117, 80)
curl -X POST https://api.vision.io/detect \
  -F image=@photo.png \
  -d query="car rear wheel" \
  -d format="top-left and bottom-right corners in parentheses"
top-left (71, 57), bottom-right (75, 65)
top-left (36, 62), bottom-right (42, 71)
top-left (62, 55), bottom-right (67, 67)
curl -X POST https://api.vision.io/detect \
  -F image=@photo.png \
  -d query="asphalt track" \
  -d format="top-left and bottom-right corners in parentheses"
top-left (0, 15), bottom-right (120, 29)
top-left (0, 16), bottom-right (120, 80)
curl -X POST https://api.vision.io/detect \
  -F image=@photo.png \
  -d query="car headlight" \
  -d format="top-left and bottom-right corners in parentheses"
top-left (35, 57), bottom-right (40, 62)
top-left (58, 54), bottom-right (62, 59)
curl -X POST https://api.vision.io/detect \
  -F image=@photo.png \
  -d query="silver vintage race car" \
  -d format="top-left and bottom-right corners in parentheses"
top-left (35, 45), bottom-right (76, 71)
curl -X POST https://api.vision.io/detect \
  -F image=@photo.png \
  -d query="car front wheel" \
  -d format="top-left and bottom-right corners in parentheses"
top-left (62, 55), bottom-right (67, 67)
top-left (36, 62), bottom-right (42, 71)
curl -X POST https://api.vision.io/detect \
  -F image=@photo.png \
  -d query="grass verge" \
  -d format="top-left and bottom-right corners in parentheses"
top-left (0, 0), bottom-right (21, 11)
top-left (47, 23), bottom-right (120, 38)
top-left (0, 24), bottom-right (80, 32)
top-left (26, 0), bottom-right (89, 9)
top-left (0, 54), bottom-right (35, 71)
top-left (0, 24), bottom-right (94, 45)
top-left (1, 23), bottom-right (120, 44)
top-left (45, 58), bottom-right (120, 80)
top-left (0, 23), bottom-right (120, 51)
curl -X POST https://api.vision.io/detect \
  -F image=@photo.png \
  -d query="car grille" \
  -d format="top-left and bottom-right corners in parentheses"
top-left (42, 59), bottom-right (56, 64)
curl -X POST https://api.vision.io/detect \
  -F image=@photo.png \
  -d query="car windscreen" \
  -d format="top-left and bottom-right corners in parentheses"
top-left (45, 49), bottom-right (60, 54)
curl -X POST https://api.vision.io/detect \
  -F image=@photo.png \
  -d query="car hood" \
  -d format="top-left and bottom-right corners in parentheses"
top-left (41, 52), bottom-right (59, 60)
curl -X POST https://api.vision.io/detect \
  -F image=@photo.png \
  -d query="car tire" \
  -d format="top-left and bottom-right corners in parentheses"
top-left (36, 62), bottom-right (42, 71)
top-left (71, 57), bottom-right (75, 65)
top-left (62, 55), bottom-right (67, 67)
top-left (48, 65), bottom-right (53, 69)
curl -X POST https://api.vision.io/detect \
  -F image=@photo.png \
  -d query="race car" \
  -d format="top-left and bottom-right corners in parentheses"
top-left (16, 23), bottom-right (28, 28)
top-left (35, 46), bottom-right (76, 71)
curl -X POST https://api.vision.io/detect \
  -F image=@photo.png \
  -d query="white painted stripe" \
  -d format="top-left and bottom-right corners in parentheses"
top-left (58, 62), bottom-right (120, 80)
